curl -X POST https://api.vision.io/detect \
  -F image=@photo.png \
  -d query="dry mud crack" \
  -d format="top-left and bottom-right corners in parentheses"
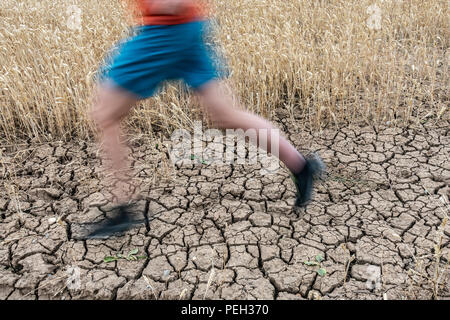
top-left (0, 120), bottom-right (449, 300)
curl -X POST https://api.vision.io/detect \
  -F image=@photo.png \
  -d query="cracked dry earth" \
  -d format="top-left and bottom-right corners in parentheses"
top-left (0, 118), bottom-right (449, 300)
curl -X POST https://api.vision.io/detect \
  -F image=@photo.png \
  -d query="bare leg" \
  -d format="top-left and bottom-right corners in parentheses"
top-left (89, 80), bottom-right (139, 204)
top-left (195, 81), bottom-right (306, 174)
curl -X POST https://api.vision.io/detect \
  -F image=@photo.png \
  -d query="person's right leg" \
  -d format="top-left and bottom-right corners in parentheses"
top-left (89, 80), bottom-right (139, 204)
top-left (81, 80), bottom-right (147, 239)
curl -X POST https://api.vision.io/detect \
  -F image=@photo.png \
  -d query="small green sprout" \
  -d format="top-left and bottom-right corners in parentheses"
top-left (304, 254), bottom-right (327, 276)
top-left (104, 248), bottom-right (147, 263)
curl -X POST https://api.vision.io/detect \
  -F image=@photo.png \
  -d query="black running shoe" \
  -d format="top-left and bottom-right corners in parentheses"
top-left (84, 203), bottom-right (145, 239)
top-left (291, 153), bottom-right (325, 209)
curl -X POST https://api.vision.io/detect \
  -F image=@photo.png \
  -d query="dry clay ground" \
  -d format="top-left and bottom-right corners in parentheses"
top-left (0, 116), bottom-right (449, 300)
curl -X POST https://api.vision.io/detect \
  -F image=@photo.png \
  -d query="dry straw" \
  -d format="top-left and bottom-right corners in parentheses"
top-left (0, 0), bottom-right (448, 142)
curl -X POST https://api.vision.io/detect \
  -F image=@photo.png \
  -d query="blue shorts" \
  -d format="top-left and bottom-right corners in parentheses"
top-left (96, 20), bottom-right (228, 99)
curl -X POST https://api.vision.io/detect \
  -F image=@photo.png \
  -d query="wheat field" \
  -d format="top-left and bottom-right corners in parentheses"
top-left (0, 0), bottom-right (448, 142)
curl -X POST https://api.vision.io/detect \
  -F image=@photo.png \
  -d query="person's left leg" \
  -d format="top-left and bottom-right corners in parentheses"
top-left (194, 80), bottom-right (325, 208)
top-left (194, 80), bottom-right (306, 175)
top-left (177, 20), bottom-right (325, 208)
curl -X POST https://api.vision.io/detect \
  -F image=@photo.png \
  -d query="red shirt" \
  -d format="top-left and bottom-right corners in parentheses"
top-left (132, 0), bottom-right (207, 25)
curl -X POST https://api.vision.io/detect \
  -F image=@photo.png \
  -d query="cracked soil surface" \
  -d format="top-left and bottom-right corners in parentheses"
top-left (1, 116), bottom-right (449, 300)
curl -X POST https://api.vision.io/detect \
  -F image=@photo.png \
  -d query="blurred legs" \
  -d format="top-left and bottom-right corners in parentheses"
top-left (89, 80), bottom-right (139, 204)
top-left (195, 80), bottom-right (306, 174)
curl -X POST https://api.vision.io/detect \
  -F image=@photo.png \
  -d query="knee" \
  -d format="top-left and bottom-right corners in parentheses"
top-left (204, 102), bottom-right (234, 128)
top-left (196, 81), bottom-right (244, 128)
top-left (89, 91), bottom-right (117, 130)
top-left (89, 103), bottom-right (103, 128)
top-left (89, 100), bottom-right (115, 131)
top-left (200, 95), bottom-right (236, 128)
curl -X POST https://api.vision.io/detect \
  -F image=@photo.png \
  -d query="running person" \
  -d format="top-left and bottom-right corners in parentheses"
top-left (87, 0), bottom-right (325, 238)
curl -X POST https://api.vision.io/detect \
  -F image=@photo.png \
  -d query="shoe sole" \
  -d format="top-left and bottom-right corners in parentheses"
top-left (83, 218), bottom-right (146, 239)
top-left (307, 153), bottom-right (326, 180)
